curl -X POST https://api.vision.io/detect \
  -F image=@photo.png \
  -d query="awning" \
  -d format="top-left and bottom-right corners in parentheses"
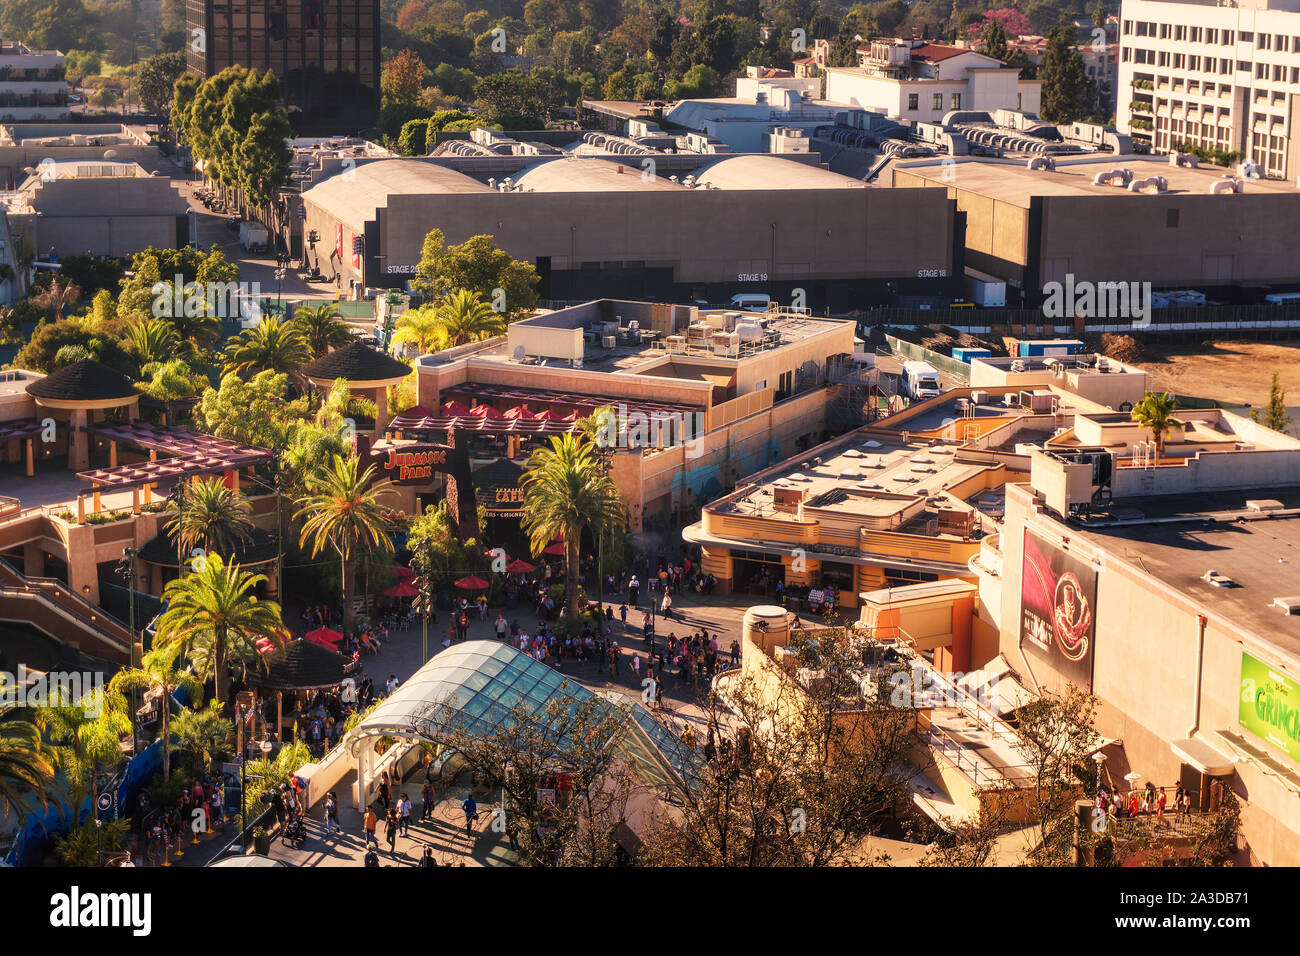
top-left (954, 656), bottom-right (1037, 716)
top-left (1171, 736), bottom-right (1236, 776)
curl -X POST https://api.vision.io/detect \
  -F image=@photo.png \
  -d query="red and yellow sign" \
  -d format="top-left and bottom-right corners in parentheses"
top-left (383, 446), bottom-right (448, 484)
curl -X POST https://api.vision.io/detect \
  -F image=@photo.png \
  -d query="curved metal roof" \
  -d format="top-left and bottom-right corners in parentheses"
top-left (513, 156), bottom-right (687, 192)
top-left (342, 640), bottom-right (695, 792)
top-left (302, 159), bottom-right (493, 230)
top-left (690, 155), bottom-right (866, 190)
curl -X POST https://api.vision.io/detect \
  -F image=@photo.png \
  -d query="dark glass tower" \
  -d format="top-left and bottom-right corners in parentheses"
top-left (185, 0), bottom-right (379, 135)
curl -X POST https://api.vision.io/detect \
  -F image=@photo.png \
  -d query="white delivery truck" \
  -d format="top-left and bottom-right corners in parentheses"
top-left (963, 266), bottom-right (1006, 308)
top-left (239, 221), bottom-right (269, 252)
top-left (902, 360), bottom-right (942, 400)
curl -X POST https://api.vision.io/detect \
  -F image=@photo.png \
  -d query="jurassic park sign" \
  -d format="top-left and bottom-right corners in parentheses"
top-left (381, 445), bottom-right (449, 484)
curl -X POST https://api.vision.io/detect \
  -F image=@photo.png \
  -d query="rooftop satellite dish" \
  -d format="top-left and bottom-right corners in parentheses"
top-left (512, 345), bottom-right (526, 361)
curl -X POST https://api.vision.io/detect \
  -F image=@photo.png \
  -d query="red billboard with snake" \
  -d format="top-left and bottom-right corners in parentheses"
top-left (1020, 528), bottom-right (1096, 689)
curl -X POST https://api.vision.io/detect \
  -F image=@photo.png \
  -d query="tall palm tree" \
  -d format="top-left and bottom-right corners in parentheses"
top-left (107, 644), bottom-right (204, 783)
top-left (293, 303), bottom-right (353, 357)
top-left (165, 475), bottom-right (254, 559)
top-left (155, 554), bottom-right (286, 709)
top-left (521, 433), bottom-right (627, 619)
top-left (35, 688), bottom-right (131, 825)
top-left (122, 315), bottom-right (181, 372)
top-left (432, 289), bottom-right (506, 348)
top-left (391, 305), bottom-right (442, 355)
top-left (0, 709), bottom-right (52, 823)
top-left (295, 453), bottom-right (396, 627)
top-left (222, 316), bottom-right (311, 378)
top-left (1130, 391), bottom-right (1182, 462)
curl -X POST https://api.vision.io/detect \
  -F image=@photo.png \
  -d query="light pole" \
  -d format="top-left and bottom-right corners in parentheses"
top-left (275, 267), bottom-right (285, 314)
top-left (117, 547), bottom-right (139, 755)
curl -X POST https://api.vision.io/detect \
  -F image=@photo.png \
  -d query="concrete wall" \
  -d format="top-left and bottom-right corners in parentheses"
top-left (997, 482), bottom-right (1300, 864)
top-left (306, 182), bottom-right (955, 289)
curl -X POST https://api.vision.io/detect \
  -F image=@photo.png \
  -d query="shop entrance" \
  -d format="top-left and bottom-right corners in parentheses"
top-left (731, 549), bottom-right (784, 597)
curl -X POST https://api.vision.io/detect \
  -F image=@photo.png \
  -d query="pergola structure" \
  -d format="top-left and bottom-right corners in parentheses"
top-left (440, 381), bottom-right (701, 419)
top-left (24, 359), bottom-right (141, 472)
top-left (74, 422), bottom-right (274, 521)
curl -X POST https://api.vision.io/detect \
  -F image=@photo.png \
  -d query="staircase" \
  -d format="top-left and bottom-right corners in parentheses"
top-left (0, 558), bottom-right (132, 665)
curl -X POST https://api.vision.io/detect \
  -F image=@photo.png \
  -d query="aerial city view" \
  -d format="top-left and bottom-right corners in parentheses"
top-left (0, 0), bottom-right (1295, 925)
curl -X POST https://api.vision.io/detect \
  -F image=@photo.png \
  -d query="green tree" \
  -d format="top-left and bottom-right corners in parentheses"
top-left (473, 69), bottom-right (547, 123)
top-left (1130, 391), bottom-right (1182, 461)
top-left (108, 644), bottom-right (204, 783)
top-left (137, 358), bottom-right (204, 422)
top-left (36, 688), bottom-right (130, 826)
top-left (222, 316), bottom-right (312, 378)
top-left (293, 303), bottom-right (353, 357)
top-left (382, 48), bottom-right (428, 106)
top-left (413, 229), bottom-right (539, 322)
top-left (0, 707), bottom-right (52, 823)
top-left (121, 315), bottom-right (181, 374)
top-left (1092, 1), bottom-right (1108, 28)
top-left (116, 244), bottom-right (238, 330)
top-left (602, 68), bottom-right (635, 100)
top-left (397, 117), bottom-right (431, 156)
top-left (194, 370), bottom-right (308, 449)
top-left (169, 700), bottom-right (234, 777)
top-left (155, 554), bottom-right (286, 708)
top-left (166, 475), bottom-right (255, 559)
top-left (521, 433), bottom-right (627, 619)
top-left (295, 454), bottom-right (397, 627)
top-left (1263, 372), bottom-right (1292, 434)
top-left (390, 305), bottom-right (443, 355)
top-left (981, 18), bottom-right (1010, 61)
top-left (1039, 23), bottom-right (1090, 123)
top-left (430, 289), bottom-right (506, 348)
top-left (137, 51), bottom-right (188, 117)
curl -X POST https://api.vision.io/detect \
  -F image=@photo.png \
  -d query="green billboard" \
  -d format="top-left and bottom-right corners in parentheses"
top-left (1239, 652), bottom-right (1300, 760)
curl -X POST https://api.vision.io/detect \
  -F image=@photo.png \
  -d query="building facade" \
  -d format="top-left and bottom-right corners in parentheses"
top-left (0, 39), bottom-right (68, 122)
top-left (185, 0), bottom-right (380, 134)
top-left (826, 40), bottom-right (1041, 123)
top-left (1117, 0), bottom-right (1300, 178)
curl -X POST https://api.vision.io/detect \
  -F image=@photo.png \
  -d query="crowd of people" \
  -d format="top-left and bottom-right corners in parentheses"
top-left (1093, 781), bottom-right (1197, 831)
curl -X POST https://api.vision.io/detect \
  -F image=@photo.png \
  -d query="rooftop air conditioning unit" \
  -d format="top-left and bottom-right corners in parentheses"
top-left (665, 335), bottom-right (687, 353)
top-left (601, 335), bottom-right (616, 349)
top-left (970, 390), bottom-right (988, 404)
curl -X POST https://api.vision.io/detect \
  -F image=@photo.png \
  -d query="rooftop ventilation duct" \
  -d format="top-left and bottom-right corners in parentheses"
top-left (1210, 177), bottom-right (1243, 194)
top-left (1128, 175), bottom-right (1167, 194)
top-left (1092, 167), bottom-right (1132, 186)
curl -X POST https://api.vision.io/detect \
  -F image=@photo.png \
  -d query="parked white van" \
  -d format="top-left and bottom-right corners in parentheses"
top-left (729, 293), bottom-right (771, 313)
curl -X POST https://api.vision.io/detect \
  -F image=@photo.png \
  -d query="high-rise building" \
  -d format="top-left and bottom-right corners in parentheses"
top-left (184, 0), bottom-right (379, 135)
top-left (1118, 0), bottom-right (1300, 179)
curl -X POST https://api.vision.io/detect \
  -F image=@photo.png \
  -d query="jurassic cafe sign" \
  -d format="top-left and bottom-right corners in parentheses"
top-left (379, 445), bottom-right (448, 484)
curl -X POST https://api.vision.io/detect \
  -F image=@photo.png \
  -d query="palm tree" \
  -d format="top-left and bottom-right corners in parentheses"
top-left (107, 644), bottom-right (204, 783)
top-left (431, 289), bottom-right (506, 348)
top-left (35, 688), bottom-right (131, 825)
top-left (155, 554), bottom-right (286, 709)
top-left (137, 359), bottom-right (201, 424)
top-left (164, 475), bottom-right (254, 559)
top-left (1130, 391), bottom-right (1182, 461)
top-left (295, 453), bottom-right (396, 627)
top-left (170, 700), bottom-right (234, 778)
top-left (293, 303), bottom-right (353, 357)
top-left (0, 709), bottom-right (52, 823)
top-left (122, 315), bottom-right (181, 372)
top-left (521, 433), bottom-right (627, 619)
top-left (391, 305), bottom-right (442, 355)
top-left (222, 316), bottom-right (311, 378)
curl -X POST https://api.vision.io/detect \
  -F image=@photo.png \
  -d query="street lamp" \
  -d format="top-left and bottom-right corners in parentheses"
top-left (275, 267), bottom-right (286, 313)
top-left (116, 547), bottom-right (140, 755)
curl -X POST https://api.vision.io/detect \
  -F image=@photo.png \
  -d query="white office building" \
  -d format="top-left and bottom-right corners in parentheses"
top-left (1118, 0), bottom-right (1300, 179)
top-left (825, 39), bottom-right (1041, 124)
top-left (0, 39), bottom-right (68, 122)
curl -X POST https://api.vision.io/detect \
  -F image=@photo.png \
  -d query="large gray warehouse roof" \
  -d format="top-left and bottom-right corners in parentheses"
top-left (690, 155), bottom-right (866, 190)
top-left (303, 159), bottom-right (493, 229)
top-left (513, 156), bottom-right (687, 192)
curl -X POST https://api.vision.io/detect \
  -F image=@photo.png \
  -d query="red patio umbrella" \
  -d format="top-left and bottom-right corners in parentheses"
top-left (305, 626), bottom-right (344, 646)
top-left (505, 558), bottom-right (536, 573)
top-left (543, 542), bottom-right (566, 556)
top-left (503, 405), bottom-right (536, 419)
top-left (255, 636), bottom-right (277, 655)
top-left (468, 404), bottom-right (497, 418)
top-left (392, 564), bottom-right (416, 578)
top-left (384, 581), bottom-right (419, 598)
top-left (440, 400), bottom-right (471, 417)
top-left (454, 575), bottom-right (490, 589)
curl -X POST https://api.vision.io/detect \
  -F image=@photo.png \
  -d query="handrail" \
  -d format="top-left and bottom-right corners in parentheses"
top-left (0, 556), bottom-right (132, 646)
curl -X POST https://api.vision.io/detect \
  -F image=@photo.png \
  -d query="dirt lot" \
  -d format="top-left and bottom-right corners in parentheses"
top-left (1135, 339), bottom-right (1300, 409)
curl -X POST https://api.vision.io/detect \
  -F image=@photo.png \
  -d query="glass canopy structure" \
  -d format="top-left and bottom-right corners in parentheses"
top-left (342, 641), bottom-right (696, 796)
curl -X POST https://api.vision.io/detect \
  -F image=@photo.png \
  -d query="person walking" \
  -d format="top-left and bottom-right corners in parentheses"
top-left (364, 843), bottom-right (380, 867)
top-left (323, 790), bottom-right (340, 835)
top-left (628, 575), bottom-right (640, 607)
top-left (418, 845), bottom-right (438, 867)
top-left (661, 589), bottom-right (673, 620)
top-left (363, 805), bottom-right (378, 845)
top-left (377, 770), bottom-right (390, 810)
top-left (399, 792), bottom-right (413, 836)
top-left (384, 807), bottom-right (400, 854)
top-left (421, 779), bottom-right (435, 822)
top-left (462, 793), bottom-right (479, 836)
